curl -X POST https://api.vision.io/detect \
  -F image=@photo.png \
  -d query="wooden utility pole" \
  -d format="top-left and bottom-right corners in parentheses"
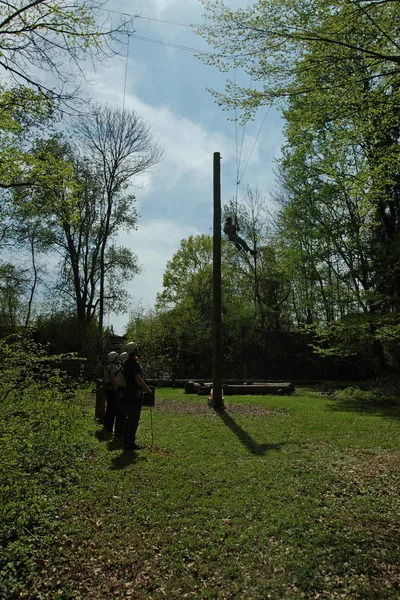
top-left (212, 152), bottom-right (224, 409)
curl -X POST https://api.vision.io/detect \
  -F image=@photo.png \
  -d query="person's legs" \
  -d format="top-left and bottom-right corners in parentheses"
top-left (230, 233), bottom-right (255, 255)
top-left (114, 391), bottom-right (128, 439)
top-left (104, 387), bottom-right (117, 432)
top-left (124, 400), bottom-right (143, 449)
top-left (238, 237), bottom-right (252, 253)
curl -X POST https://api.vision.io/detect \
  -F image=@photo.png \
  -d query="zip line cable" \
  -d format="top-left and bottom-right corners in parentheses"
top-left (127, 33), bottom-right (262, 59)
top-left (128, 33), bottom-right (222, 56)
top-left (101, 7), bottom-right (262, 59)
top-left (105, 9), bottom-right (192, 28)
top-left (122, 34), bottom-right (130, 110)
top-left (237, 105), bottom-right (271, 186)
top-left (234, 66), bottom-right (239, 197)
top-left (233, 66), bottom-right (246, 214)
top-left (238, 74), bottom-right (254, 179)
top-left (113, 11), bottom-right (271, 196)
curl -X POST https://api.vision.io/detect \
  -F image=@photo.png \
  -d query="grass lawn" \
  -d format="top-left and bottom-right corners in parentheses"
top-left (21, 387), bottom-right (400, 599)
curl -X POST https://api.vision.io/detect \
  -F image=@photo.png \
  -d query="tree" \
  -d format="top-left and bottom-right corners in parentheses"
top-left (197, 0), bottom-right (400, 371)
top-left (75, 105), bottom-right (163, 328)
top-left (0, 85), bottom-right (58, 197)
top-left (14, 133), bottom-right (142, 325)
top-left (272, 49), bottom-right (399, 369)
top-left (197, 0), bottom-right (400, 118)
top-left (154, 233), bottom-right (276, 378)
top-left (223, 188), bottom-right (290, 332)
top-left (0, 0), bottom-right (135, 106)
top-left (157, 234), bottom-right (214, 311)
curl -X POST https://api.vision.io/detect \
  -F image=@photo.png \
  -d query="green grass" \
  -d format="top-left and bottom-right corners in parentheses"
top-left (18, 388), bottom-right (400, 599)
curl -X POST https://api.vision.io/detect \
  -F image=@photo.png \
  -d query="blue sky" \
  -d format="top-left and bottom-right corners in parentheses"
top-left (84, 0), bottom-right (285, 334)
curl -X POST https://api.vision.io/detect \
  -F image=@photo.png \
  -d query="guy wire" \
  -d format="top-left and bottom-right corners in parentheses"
top-left (122, 34), bottom-right (131, 110)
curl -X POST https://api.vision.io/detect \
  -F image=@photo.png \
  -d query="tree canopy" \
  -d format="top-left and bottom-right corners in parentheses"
top-left (0, 0), bottom-right (134, 105)
top-left (197, 0), bottom-right (400, 118)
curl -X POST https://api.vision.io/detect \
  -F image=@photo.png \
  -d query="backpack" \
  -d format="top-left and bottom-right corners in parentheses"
top-left (103, 363), bottom-right (121, 387)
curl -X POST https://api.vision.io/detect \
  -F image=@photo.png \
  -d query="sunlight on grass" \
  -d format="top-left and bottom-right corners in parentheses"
top-left (20, 388), bottom-right (400, 599)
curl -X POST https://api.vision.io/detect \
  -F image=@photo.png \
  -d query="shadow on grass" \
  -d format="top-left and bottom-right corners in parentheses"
top-left (109, 447), bottom-right (144, 470)
top-left (326, 398), bottom-right (400, 421)
top-left (95, 428), bottom-right (114, 442)
top-left (215, 408), bottom-right (282, 455)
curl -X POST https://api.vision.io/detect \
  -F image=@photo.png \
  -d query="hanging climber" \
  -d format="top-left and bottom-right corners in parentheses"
top-left (223, 216), bottom-right (256, 256)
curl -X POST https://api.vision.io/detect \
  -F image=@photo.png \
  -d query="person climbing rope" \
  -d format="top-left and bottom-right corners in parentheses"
top-left (223, 216), bottom-right (256, 256)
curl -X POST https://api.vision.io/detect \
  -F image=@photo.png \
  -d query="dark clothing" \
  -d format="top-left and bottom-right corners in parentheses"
top-left (223, 220), bottom-right (254, 254)
top-left (117, 398), bottom-right (142, 448)
top-left (114, 387), bottom-right (127, 439)
top-left (120, 355), bottom-right (144, 448)
top-left (103, 362), bottom-right (119, 432)
top-left (104, 386), bottom-right (117, 432)
top-left (123, 355), bottom-right (142, 400)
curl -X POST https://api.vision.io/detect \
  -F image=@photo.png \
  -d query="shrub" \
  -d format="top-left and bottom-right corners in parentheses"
top-left (0, 335), bottom-right (96, 598)
top-left (333, 377), bottom-right (400, 406)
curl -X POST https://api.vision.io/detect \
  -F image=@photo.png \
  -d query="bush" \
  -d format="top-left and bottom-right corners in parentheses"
top-left (0, 335), bottom-right (96, 598)
top-left (33, 313), bottom-right (104, 379)
top-left (333, 377), bottom-right (400, 405)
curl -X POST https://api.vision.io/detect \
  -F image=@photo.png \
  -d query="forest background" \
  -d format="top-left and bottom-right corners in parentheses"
top-left (0, 0), bottom-right (400, 382)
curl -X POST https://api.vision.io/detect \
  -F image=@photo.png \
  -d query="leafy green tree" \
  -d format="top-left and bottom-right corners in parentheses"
top-left (15, 133), bottom-right (142, 325)
top-left (151, 232), bottom-right (288, 377)
top-left (197, 0), bottom-right (400, 117)
top-left (198, 0), bottom-right (400, 371)
top-left (157, 234), bottom-right (213, 311)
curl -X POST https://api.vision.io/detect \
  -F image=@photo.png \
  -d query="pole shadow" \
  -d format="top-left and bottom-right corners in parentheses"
top-left (214, 407), bottom-right (282, 456)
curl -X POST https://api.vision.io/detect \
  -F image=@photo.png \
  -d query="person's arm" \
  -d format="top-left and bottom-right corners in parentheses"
top-left (134, 373), bottom-right (152, 395)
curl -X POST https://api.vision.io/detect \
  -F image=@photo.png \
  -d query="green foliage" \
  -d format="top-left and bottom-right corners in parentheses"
top-left (33, 313), bottom-right (104, 379)
top-left (333, 377), bottom-right (400, 406)
top-left (197, 0), bottom-right (400, 116)
top-left (197, 0), bottom-right (400, 373)
top-left (0, 86), bottom-right (55, 191)
top-left (0, 336), bottom-right (96, 598)
top-left (156, 234), bottom-right (214, 310)
top-left (16, 387), bottom-right (400, 598)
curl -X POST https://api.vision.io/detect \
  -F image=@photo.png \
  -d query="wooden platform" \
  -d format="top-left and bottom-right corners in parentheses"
top-left (223, 382), bottom-right (295, 395)
top-left (193, 381), bottom-right (295, 396)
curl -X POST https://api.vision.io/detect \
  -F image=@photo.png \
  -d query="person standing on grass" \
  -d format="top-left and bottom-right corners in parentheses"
top-left (103, 351), bottom-right (119, 433)
top-left (114, 351), bottom-right (128, 441)
top-left (121, 341), bottom-right (152, 450)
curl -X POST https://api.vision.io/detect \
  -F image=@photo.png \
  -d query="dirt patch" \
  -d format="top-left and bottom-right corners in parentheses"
top-left (153, 397), bottom-right (286, 417)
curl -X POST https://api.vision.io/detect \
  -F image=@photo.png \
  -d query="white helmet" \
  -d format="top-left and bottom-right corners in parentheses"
top-left (107, 351), bottom-right (118, 362)
top-left (124, 341), bottom-right (138, 355)
top-left (118, 351), bottom-right (128, 363)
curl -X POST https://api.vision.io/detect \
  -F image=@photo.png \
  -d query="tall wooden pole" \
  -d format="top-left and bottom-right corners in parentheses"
top-left (212, 152), bottom-right (223, 409)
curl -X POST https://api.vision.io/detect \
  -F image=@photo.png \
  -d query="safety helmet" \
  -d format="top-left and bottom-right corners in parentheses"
top-left (118, 351), bottom-right (129, 363)
top-left (107, 351), bottom-right (119, 362)
top-left (124, 341), bottom-right (138, 355)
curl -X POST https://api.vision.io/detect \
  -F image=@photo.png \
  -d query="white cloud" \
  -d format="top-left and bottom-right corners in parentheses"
top-left (111, 218), bottom-right (200, 334)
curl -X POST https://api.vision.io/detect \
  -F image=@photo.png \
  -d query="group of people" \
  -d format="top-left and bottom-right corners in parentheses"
top-left (103, 341), bottom-right (152, 451)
